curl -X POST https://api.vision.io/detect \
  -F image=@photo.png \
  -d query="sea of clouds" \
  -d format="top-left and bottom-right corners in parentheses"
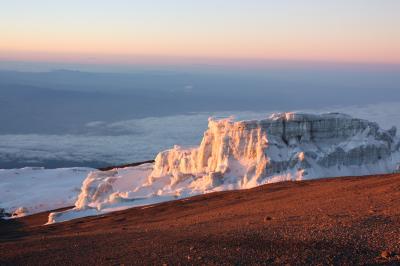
top-left (1, 102), bottom-right (400, 168)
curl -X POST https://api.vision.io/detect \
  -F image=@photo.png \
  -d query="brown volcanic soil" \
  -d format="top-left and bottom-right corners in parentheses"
top-left (1, 174), bottom-right (400, 265)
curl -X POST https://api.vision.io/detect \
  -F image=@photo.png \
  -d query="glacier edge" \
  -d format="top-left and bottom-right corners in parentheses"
top-left (48, 112), bottom-right (400, 223)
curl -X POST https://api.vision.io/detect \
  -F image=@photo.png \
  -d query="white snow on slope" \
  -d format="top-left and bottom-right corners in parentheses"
top-left (0, 167), bottom-right (94, 217)
top-left (47, 112), bottom-right (400, 224)
top-left (47, 163), bottom-right (172, 223)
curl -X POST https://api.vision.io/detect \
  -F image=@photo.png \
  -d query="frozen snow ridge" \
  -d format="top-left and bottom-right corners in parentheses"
top-left (48, 112), bottom-right (400, 223)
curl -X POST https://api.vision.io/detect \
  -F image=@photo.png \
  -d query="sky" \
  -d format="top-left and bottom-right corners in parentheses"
top-left (0, 0), bottom-right (399, 65)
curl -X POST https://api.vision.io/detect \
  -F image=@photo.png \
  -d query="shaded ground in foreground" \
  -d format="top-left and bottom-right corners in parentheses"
top-left (1, 174), bottom-right (400, 265)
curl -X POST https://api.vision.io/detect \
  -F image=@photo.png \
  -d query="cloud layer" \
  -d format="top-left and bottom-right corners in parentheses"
top-left (1, 102), bottom-right (400, 168)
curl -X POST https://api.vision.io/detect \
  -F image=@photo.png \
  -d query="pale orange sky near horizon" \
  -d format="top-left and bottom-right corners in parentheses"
top-left (1, 0), bottom-right (399, 65)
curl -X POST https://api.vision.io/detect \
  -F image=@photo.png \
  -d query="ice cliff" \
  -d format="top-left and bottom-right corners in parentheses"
top-left (48, 112), bottom-right (400, 223)
top-left (149, 112), bottom-right (399, 187)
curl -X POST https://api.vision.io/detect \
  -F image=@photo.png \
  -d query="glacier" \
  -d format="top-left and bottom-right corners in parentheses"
top-left (47, 112), bottom-right (400, 223)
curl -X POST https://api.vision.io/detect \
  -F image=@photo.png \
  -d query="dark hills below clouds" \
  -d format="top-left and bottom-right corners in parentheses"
top-left (0, 66), bottom-right (399, 135)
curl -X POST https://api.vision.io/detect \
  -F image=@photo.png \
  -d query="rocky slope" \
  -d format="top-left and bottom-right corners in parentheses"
top-left (2, 173), bottom-right (400, 265)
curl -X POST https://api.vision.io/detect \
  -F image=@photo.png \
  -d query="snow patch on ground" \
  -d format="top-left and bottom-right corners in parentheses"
top-left (0, 167), bottom-right (94, 217)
